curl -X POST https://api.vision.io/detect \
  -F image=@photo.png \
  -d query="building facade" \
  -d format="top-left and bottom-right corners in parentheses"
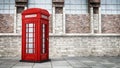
top-left (0, 0), bottom-right (120, 58)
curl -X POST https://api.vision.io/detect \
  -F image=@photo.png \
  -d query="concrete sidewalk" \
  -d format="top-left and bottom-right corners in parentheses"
top-left (0, 56), bottom-right (120, 68)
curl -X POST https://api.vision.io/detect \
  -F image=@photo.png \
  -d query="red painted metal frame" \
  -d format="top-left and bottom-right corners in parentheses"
top-left (21, 8), bottom-right (50, 62)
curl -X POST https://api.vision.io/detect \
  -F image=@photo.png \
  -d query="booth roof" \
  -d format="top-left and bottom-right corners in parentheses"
top-left (22, 8), bottom-right (50, 16)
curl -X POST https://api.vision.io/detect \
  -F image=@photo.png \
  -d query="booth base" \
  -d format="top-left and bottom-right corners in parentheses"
top-left (19, 59), bottom-right (51, 63)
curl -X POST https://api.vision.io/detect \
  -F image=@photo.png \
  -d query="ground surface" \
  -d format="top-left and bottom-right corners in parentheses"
top-left (0, 57), bottom-right (120, 68)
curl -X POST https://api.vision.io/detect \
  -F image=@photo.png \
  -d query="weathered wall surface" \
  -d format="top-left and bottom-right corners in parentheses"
top-left (101, 14), bottom-right (120, 33)
top-left (0, 36), bottom-right (21, 57)
top-left (0, 36), bottom-right (120, 58)
top-left (66, 14), bottom-right (90, 33)
top-left (49, 15), bottom-right (53, 33)
top-left (0, 14), bottom-right (14, 33)
top-left (50, 36), bottom-right (120, 58)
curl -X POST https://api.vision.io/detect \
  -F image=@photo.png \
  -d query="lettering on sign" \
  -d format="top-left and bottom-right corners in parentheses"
top-left (41, 15), bottom-right (48, 19)
top-left (25, 14), bottom-right (37, 18)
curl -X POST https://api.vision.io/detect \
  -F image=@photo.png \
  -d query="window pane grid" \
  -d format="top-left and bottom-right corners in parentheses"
top-left (0, 0), bottom-right (15, 14)
top-left (42, 24), bottom-right (46, 54)
top-left (101, 0), bottom-right (120, 14)
top-left (26, 23), bottom-right (35, 54)
top-left (28, 0), bottom-right (52, 13)
top-left (65, 0), bottom-right (88, 14)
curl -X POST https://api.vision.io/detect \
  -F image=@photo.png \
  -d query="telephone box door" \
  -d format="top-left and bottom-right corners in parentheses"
top-left (40, 19), bottom-right (49, 61)
top-left (22, 19), bottom-right (37, 61)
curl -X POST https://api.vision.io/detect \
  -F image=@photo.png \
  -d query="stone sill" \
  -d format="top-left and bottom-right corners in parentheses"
top-left (0, 33), bottom-right (120, 37)
top-left (50, 33), bottom-right (120, 37)
top-left (0, 33), bottom-right (21, 37)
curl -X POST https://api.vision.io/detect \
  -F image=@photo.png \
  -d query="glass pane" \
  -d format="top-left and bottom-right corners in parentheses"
top-left (26, 28), bottom-right (28, 32)
top-left (46, 0), bottom-right (52, 4)
top-left (42, 49), bottom-right (45, 54)
top-left (71, 0), bottom-right (77, 4)
top-left (29, 28), bottom-right (33, 32)
top-left (29, 0), bottom-right (34, 3)
top-left (28, 0), bottom-right (52, 13)
top-left (29, 33), bottom-right (33, 37)
top-left (82, 0), bottom-right (87, 4)
top-left (29, 38), bottom-right (33, 42)
top-left (65, 0), bottom-right (70, 4)
top-left (10, 5), bottom-right (14, 9)
top-left (29, 49), bottom-right (33, 53)
top-left (29, 23), bottom-right (33, 27)
top-left (101, 0), bottom-right (106, 4)
top-left (28, 4), bottom-right (35, 8)
top-left (4, 10), bottom-right (9, 14)
top-left (118, 11), bottom-right (120, 14)
top-left (0, 10), bottom-right (3, 13)
top-left (10, 0), bottom-right (14, 3)
top-left (4, 5), bottom-right (9, 9)
top-left (118, 0), bottom-right (120, 4)
top-left (0, 5), bottom-right (3, 9)
top-left (10, 10), bottom-right (14, 14)
top-left (46, 5), bottom-right (51, 9)
top-left (111, 0), bottom-right (117, 4)
top-left (42, 24), bottom-right (45, 54)
top-left (29, 44), bottom-right (33, 48)
top-left (26, 24), bottom-right (28, 27)
top-left (0, 0), bottom-right (3, 3)
top-left (5, 0), bottom-right (9, 3)
top-left (26, 33), bottom-right (28, 37)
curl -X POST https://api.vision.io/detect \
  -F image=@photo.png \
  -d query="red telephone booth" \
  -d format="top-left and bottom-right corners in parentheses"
top-left (21, 8), bottom-right (50, 62)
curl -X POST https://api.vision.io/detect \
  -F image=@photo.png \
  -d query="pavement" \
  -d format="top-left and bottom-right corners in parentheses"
top-left (0, 56), bottom-right (120, 68)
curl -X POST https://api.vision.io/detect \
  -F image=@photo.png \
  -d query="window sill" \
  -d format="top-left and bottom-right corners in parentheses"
top-left (0, 33), bottom-right (120, 37)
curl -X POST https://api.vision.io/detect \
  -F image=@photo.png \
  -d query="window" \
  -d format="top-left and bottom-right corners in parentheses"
top-left (28, 0), bottom-right (52, 13)
top-left (0, 0), bottom-right (15, 14)
top-left (101, 0), bottom-right (120, 14)
top-left (26, 23), bottom-right (35, 54)
top-left (42, 24), bottom-right (46, 54)
top-left (65, 0), bottom-right (88, 14)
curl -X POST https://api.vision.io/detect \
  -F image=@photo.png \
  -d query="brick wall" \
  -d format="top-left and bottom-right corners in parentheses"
top-left (66, 14), bottom-right (91, 33)
top-left (101, 14), bottom-right (120, 33)
top-left (0, 14), bottom-right (14, 33)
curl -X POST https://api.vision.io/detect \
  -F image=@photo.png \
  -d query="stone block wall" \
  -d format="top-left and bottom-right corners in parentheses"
top-left (0, 36), bottom-right (120, 58)
top-left (101, 14), bottom-right (120, 33)
top-left (50, 36), bottom-right (120, 58)
top-left (66, 14), bottom-right (91, 33)
top-left (0, 36), bottom-right (21, 57)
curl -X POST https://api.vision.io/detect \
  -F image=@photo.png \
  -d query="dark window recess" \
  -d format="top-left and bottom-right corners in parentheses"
top-left (55, 7), bottom-right (63, 14)
top-left (17, 7), bottom-right (24, 13)
top-left (93, 7), bottom-right (99, 14)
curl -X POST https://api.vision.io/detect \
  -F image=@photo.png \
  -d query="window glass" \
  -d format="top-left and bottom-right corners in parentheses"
top-left (101, 0), bottom-right (120, 14)
top-left (0, 0), bottom-right (15, 14)
top-left (29, 28), bottom-right (33, 32)
top-left (29, 44), bottom-right (33, 48)
top-left (28, 0), bottom-right (52, 13)
top-left (29, 38), bottom-right (33, 42)
top-left (65, 0), bottom-right (88, 14)
top-left (26, 23), bottom-right (35, 54)
top-left (29, 33), bottom-right (33, 37)
top-left (42, 24), bottom-right (45, 54)
top-left (29, 49), bottom-right (33, 53)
